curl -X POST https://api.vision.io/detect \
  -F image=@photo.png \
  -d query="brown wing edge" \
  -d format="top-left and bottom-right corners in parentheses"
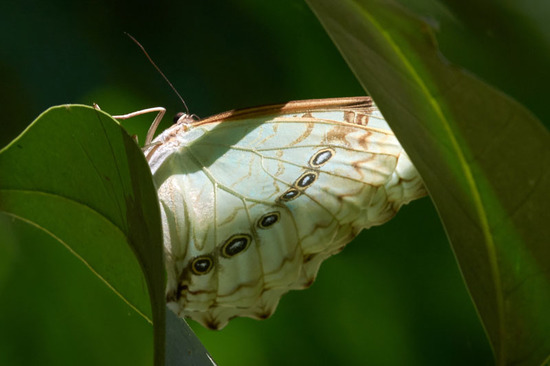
top-left (195, 96), bottom-right (374, 125)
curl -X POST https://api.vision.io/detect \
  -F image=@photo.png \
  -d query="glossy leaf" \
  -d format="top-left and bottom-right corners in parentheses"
top-left (306, 0), bottom-right (550, 364)
top-left (0, 105), bottom-right (166, 364)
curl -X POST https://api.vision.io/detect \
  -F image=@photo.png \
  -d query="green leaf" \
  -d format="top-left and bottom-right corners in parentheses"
top-left (0, 105), bottom-right (165, 364)
top-left (306, 0), bottom-right (550, 365)
top-left (165, 306), bottom-right (216, 366)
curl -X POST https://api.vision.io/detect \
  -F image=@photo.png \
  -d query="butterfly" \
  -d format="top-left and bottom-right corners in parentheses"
top-left (139, 96), bottom-right (426, 330)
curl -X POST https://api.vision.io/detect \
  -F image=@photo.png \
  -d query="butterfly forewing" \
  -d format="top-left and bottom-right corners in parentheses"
top-left (145, 97), bottom-right (426, 329)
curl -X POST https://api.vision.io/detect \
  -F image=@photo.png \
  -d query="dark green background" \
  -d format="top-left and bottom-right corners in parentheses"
top-left (0, 0), bottom-right (494, 365)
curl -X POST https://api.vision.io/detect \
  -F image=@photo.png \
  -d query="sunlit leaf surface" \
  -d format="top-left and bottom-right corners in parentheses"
top-left (0, 106), bottom-right (166, 364)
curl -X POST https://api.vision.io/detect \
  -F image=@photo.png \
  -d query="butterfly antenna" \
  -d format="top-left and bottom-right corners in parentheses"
top-left (124, 32), bottom-right (190, 115)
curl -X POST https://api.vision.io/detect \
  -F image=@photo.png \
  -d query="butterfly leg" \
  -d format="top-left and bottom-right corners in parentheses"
top-left (111, 107), bottom-right (166, 146)
top-left (93, 103), bottom-right (146, 144)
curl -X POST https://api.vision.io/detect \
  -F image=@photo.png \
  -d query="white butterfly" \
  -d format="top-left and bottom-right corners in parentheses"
top-left (139, 97), bottom-right (425, 329)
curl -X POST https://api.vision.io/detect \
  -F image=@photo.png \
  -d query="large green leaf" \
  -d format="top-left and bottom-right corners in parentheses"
top-left (306, 0), bottom-right (550, 365)
top-left (0, 106), bottom-right (165, 364)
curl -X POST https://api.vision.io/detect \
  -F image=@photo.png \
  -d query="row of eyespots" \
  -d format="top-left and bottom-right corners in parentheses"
top-left (189, 211), bottom-right (281, 275)
top-left (279, 147), bottom-right (335, 202)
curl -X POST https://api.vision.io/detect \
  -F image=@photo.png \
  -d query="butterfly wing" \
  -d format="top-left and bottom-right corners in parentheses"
top-left (145, 97), bottom-right (425, 329)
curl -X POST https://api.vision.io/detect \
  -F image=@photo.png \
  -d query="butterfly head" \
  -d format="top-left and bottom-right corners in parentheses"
top-left (173, 112), bottom-right (198, 127)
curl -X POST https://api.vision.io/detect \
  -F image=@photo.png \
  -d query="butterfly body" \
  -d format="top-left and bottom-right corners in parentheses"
top-left (144, 97), bottom-right (425, 329)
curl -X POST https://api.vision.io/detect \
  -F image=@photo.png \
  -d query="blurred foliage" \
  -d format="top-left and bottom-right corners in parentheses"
top-left (3, 0), bottom-right (545, 364)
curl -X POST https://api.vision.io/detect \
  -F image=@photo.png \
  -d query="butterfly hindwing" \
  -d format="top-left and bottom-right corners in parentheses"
top-left (146, 97), bottom-right (425, 329)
